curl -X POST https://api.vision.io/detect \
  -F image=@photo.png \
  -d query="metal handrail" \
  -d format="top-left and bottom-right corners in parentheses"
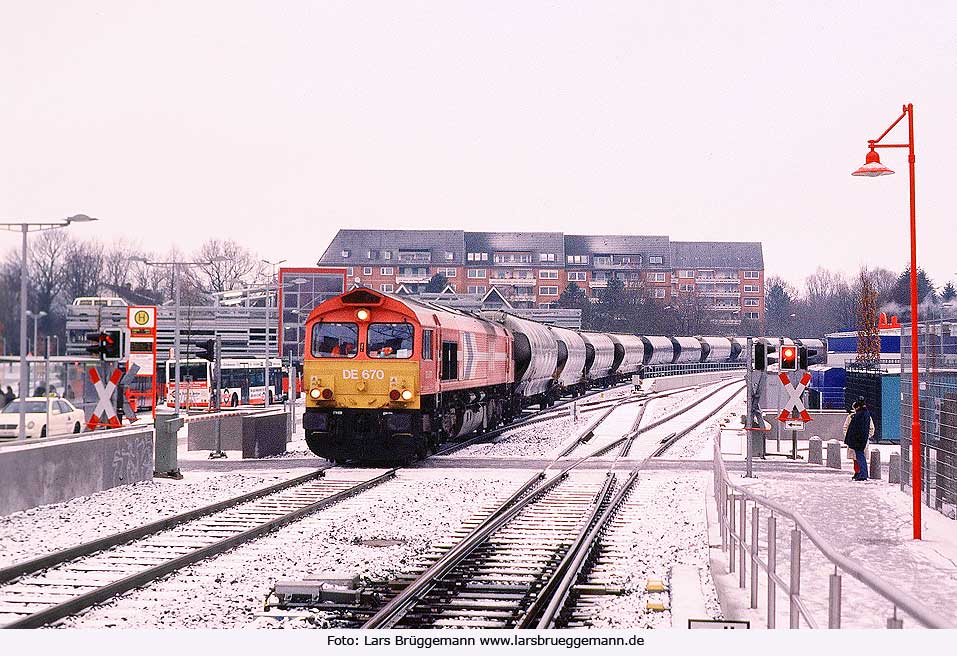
top-left (712, 434), bottom-right (951, 629)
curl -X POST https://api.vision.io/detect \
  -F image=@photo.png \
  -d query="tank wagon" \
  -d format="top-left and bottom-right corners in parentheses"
top-left (302, 289), bottom-right (801, 463)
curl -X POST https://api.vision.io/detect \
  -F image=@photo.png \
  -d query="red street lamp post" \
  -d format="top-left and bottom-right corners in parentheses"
top-left (852, 103), bottom-right (921, 539)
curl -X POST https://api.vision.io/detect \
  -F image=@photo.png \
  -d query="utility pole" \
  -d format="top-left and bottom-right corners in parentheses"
top-left (209, 334), bottom-right (226, 459)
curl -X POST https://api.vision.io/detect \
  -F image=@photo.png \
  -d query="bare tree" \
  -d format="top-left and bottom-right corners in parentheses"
top-left (63, 239), bottom-right (105, 302)
top-left (193, 239), bottom-right (262, 294)
top-left (29, 230), bottom-right (70, 325)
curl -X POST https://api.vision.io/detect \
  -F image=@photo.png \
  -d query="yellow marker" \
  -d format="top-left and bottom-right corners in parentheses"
top-left (646, 580), bottom-right (667, 592)
top-left (646, 601), bottom-right (668, 611)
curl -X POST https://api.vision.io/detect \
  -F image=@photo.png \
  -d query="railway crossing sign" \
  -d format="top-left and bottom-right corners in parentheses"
top-left (778, 371), bottom-right (812, 423)
top-left (88, 367), bottom-right (124, 429)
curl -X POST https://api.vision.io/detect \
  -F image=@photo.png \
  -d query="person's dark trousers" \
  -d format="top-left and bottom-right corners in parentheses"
top-left (854, 449), bottom-right (869, 480)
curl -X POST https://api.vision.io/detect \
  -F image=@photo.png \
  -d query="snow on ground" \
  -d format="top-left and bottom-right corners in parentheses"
top-left (733, 470), bottom-right (957, 628)
top-left (582, 471), bottom-right (721, 628)
top-left (56, 468), bottom-right (527, 629)
top-left (451, 414), bottom-right (595, 458)
top-left (0, 470), bottom-right (312, 568)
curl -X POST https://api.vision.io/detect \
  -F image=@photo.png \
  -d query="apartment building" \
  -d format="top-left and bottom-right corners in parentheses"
top-left (317, 230), bottom-right (765, 327)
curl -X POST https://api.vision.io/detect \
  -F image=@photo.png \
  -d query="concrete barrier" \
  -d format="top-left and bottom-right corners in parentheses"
top-left (649, 371), bottom-right (742, 392)
top-left (0, 426), bottom-right (154, 516)
top-left (869, 449), bottom-right (882, 480)
top-left (185, 410), bottom-right (288, 458)
top-left (889, 453), bottom-right (901, 484)
top-left (826, 440), bottom-right (843, 469)
top-left (809, 436), bottom-right (823, 464)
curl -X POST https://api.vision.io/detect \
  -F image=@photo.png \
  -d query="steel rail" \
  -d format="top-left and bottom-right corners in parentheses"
top-left (365, 380), bottom-right (743, 629)
top-left (530, 382), bottom-right (747, 628)
top-left (0, 466), bottom-right (332, 586)
top-left (2, 469), bottom-right (396, 629)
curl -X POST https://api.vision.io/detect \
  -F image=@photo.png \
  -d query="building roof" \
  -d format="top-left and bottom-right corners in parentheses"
top-left (465, 232), bottom-right (565, 258)
top-left (670, 241), bottom-right (764, 270)
top-left (564, 234), bottom-right (672, 267)
top-left (318, 229), bottom-right (465, 266)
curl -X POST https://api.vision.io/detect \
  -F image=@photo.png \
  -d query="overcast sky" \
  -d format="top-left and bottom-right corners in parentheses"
top-left (2, 1), bottom-right (955, 289)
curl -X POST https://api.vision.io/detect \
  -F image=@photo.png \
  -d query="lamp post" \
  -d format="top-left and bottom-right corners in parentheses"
top-left (851, 102), bottom-right (922, 539)
top-left (261, 259), bottom-right (286, 406)
top-left (130, 256), bottom-right (228, 415)
top-left (1, 214), bottom-right (97, 440)
top-left (25, 311), bottom-right (47, 358)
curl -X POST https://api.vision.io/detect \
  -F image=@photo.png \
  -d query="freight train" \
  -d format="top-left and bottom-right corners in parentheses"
top-left (301, 288), bottom-right (814, 462)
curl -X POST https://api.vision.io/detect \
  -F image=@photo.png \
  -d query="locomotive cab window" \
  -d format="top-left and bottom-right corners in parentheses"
top-left (368, 323), bottom-right (414, 359)
top-left (422, 329), bottom-right (433, 360)
top-left (441, 341), bottom-right (458, 380)
top-left (312, 322), bottom-right (359, 358)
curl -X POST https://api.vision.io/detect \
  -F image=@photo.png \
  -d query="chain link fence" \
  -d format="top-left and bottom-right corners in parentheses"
top-left (901, 320), bottom-right (957, 520)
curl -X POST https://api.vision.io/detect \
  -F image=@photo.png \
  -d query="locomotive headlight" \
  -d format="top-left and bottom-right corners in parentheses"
top-left (400, 389), bottom-right (414, 401)
top-left (355, 308), bottom-right (370, 321)
top-left (309, 388), bottom-right (322, 400)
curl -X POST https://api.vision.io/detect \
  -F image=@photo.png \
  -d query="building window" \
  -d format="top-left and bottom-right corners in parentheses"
top-left (745, 311), bottom-right (760, 319)
top-left (422, 329), bottom-right (433, 360)
top-left (445, 251), bottom-right (454, 261)
top-left (383, 251), bottom-right (392, 260)
top-left (467, 268), bottom-right (486, 279)
top-left (679, 283), bottom-right (694, 292)
top-left (744, 285), bottom-right (760, 293)
top-left (341, 250), bottom-right (351, 258)
top-left (380, 267), bottom-right (394, 276)
top-left (567, 271), bottom-right (587, 282)
top-left (648, 272), bottom-right (666, 282)
top-left (436, 267), bottom-right (456, 278)
top-left (677, 269), bottom-right (695, 278)
top-left (467, 285), bottom-right (486, 294)
top-left (744, 271), bottom-right (760, 279)
top-left (539, 302), bottom-right (557, 309)
top-left (652, 288), bottom-right (666, 299)
top-left (539, 270), bottom-right (559, 279)
top-left (467, 252), bottom-right (488, 262)
top-left (347, 267), bottom-right (354, 277)
top-left (593, 256), bottom-right (612, 267)
top-left (744, 298), bottom-right (760, 307)
top-left (367, 249), bottom-right (378, 259)
top-left (539, 253), bottom-right (556, 262)
top-left (649, 255), bottom-right (664, 265)
top-left (539, 286), bottom-right (559, 296)
top-left (566, 255), bottom-right (588, 265)
top-left (380, 283), bottom-right (394, 293)
top-left (363, 267), bottom-right (373, 276)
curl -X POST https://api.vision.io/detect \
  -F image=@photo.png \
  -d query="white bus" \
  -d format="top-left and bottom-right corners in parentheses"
top-left (165, 358), bottom-right (285, 409)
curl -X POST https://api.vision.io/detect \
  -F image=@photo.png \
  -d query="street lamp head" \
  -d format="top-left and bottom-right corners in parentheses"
top-left (66, 214), bottom-right (97, 223)
top-left (128, 255), bottom-right (149, 264)
top-left (852, 149), bottom-right (895, 177)
top-left (209, 256), bottom-right (230, 263)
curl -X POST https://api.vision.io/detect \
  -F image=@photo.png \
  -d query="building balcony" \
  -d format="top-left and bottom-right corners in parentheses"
top-left (713, 318), bottom-right (741, 326)
top-left (590, 261), bottom-right (643, 270)
top-left (510, 293), bottom-right (537, 302)
top-left (397, 252), bottom-right (432, 263)
top-left (704, 290), bottom-right (741, 298)
top-left (489, 277), bottom-right (537, 285)
top-left (396, 274), bottom-right (431, 284)
top-left (695, 277), bottom-right (740, 285)
top-left (588, 280), bottom-right (608, 289)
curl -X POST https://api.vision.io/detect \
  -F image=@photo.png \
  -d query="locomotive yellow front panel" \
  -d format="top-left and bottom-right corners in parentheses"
top-left (304, 360), bottom-right (420, 410)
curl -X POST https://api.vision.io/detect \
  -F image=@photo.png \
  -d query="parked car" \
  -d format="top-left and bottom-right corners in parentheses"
top-left (0, 397), bottom-right (85, 439)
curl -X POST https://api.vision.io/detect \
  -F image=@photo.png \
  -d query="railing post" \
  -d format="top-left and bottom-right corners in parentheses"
top-left (719, 482), bottom-right (727, 550)
top-left (750, 505), bottom-right (759, 608)
top-left (729, 495), bottom-right (736, 573)
top-left (789, 528), bottom-right (801, 628)
top-left (887, 606), bottom-right (903, 629)
top-left (828, 568), bottom-right (842, 629)
top-left (739, 497), bottom-right (747, 588)
top-left (767, 514), bottom-right (776, 629)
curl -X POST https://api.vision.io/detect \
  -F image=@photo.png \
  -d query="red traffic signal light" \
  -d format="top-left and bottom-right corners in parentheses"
top-left (781, 345), bottom-right (798, 371)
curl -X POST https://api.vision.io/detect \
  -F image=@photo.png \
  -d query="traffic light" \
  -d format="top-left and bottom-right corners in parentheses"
top-left (753, 339), bottom-right (778, 371)
top-left (103, 329), bottom-right (123, 360)
top-left (799, 345), bottom-right (817, 369)
top-left (196, 339), bottom-right (217, 362)
top-left (85, 331), bottom-right (107, 357)
top-left (781, 344), bottom-right (798, 371)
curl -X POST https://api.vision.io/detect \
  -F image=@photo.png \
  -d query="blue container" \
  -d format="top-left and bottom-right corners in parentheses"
top-left (809, 365), bottom-right (846, 410)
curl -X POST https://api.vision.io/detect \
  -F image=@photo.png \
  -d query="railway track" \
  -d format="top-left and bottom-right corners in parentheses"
top-left (359, 380), bottom-right (744, 629)
top-left (0, 470), bottom-right (394, 628)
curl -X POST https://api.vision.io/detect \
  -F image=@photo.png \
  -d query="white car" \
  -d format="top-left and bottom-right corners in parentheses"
top-left (0, 397), bottom-right (86, 439)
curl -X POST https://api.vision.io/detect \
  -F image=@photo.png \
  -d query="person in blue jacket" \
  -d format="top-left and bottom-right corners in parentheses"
top-left (844, 398), bottom-right (874, 481)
